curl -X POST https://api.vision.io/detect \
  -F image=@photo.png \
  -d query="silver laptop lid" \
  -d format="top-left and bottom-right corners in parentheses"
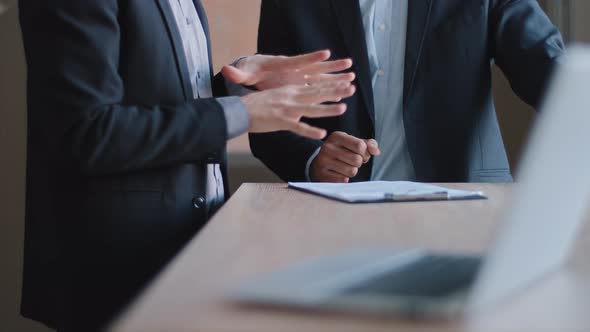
top-left (469, 46), bottom-right (590, 311)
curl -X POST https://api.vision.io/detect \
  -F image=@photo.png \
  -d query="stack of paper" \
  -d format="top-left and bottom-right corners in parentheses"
top-left (288, 181), bottom-right (486, 203)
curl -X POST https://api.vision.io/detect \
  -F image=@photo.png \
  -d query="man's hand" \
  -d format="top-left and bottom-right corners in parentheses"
top-left (311, 131), bottom-right (381, 182)
top-left (241, 82), bottom-right (356, 140)
top-left (222, 50), bottom-right (355, 91)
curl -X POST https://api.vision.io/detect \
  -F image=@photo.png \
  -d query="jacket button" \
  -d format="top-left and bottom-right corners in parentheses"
top-left (192, 197), bottom-right (206, 209)
top-left (206, 153), bottom-right (218, 163)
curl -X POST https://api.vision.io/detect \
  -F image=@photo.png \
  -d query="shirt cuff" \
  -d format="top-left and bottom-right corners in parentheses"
top-left (217, 96), bottom-right (250, 140)
top-left (305, 146), bottom-right (322, 182)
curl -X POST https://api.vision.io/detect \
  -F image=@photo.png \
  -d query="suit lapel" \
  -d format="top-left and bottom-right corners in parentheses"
top-left (331, 0), bottom-right (375, 125)
top-left (156, 0), bottom-right (193, 100)
top-left (403, 0), bottom-right (433, 106)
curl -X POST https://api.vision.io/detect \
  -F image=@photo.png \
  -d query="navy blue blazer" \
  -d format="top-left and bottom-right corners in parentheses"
top-left (19, 0), bottom-right (229, 330)
top-left (250, 0), bottom-right (565, 183)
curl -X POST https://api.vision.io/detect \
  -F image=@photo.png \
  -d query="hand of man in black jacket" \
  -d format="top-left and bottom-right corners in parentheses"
top-left (311, 131), bottom-right (380, 182)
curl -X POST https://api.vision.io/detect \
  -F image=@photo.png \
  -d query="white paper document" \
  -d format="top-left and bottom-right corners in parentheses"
top-left (288, 181), bottom-right (486, 203)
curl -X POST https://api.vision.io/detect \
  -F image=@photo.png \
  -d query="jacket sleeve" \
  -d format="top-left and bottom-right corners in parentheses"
top-left (19, 0), bottom-right (229, 176)
top-left (248, 0), bottom-right (323, 182)
top-left (490, 0), bottom-right (566, 108)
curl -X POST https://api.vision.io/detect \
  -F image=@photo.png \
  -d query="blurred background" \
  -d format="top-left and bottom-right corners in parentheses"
top-left (1, 1), bottom-right (588, 331)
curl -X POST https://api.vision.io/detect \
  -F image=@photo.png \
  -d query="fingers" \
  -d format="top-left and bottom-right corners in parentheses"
top-left (300, 58), bottom-right (354, 76)
top-left (311, 149), bottom-right (355, 182)
top-left (243, 81), bottom-right (352, 138)
top-left (323, 143), bottom-right (364, 168)
top-left (221, 65), bottom-right (251, 85)
top-left (244, 51), bottom-right (355, 91)
top-left (330, 132), bottom-right (371, 162)
top-left (295, 81), bottom-right (356, 104)
top-left (268, 50), bottom-right (332, 71)
top-left (288, 121), bottom-right (327, 140)
top-left (318, 72), bottom-right (356, 83)
top-left (365, 139), bottom-right (381, 156)
top-left (243, 79), bottom-right (357, 140)
top-left (326, 159), bottom-right (359, 178)
top-left (309, 132), bottom-right (371, 183)
top-left (316, 169), bottom-right (351, 183)
top-left (304, 72), bottom-right (356, 85)
top-left (286, 103), bottom-right (347, 119)
top-left (310, 131), bottom-right (383, 182)
top-left (321, 172), bottom-right (350, 183)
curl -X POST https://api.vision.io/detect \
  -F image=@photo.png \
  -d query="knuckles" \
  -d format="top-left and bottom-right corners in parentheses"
top-left (352, 141), bottom-right (367, 154)
top-left (352, 156), bottom-right (364, 167)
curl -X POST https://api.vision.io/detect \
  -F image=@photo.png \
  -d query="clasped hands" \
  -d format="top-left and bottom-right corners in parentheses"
top-left (223, 50), bottom-right (380, 182)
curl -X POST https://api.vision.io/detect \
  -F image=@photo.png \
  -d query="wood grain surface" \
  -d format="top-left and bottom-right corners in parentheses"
top-left (110, 183), bottom-right (590, 332)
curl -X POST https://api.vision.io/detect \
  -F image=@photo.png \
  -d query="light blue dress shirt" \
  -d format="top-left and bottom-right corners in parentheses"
top-left (360, 0), bottom-right (415, 181)
top-left (168, 0), bottom-right (249, 211)
top-left (307, 0), bottom-right (415, 181)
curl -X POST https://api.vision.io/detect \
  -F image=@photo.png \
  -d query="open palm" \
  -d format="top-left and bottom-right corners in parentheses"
top-left (221, 50), bottom-right (355, 91)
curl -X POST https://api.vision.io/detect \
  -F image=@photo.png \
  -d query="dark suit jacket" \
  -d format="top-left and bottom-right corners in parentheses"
top-left (250, 0), bottom-right (565, 183)
top-left (19, 0), bottom-right (230, 330)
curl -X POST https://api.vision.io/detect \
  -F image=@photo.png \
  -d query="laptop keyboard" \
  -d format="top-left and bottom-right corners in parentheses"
top-left (343, 254), bottom-right (482, 298)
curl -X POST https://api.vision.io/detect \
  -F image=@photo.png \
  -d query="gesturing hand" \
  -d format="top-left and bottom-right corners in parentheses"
top-left (311, 131), bottom-right (381, 182)
top-left (222, 50), bottom-right (355, 91)
top-left (241, 82), bottom-right (356, 140)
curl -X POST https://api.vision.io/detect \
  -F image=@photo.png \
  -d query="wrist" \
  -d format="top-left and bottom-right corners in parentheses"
top-left (240, 94), bottom-right (256, 131)
top-left (218, 97), bottom-right (250, 140)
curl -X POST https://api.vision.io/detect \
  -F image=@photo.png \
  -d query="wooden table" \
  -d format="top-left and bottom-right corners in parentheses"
top-left (110, 184), bottom-right (590, 332)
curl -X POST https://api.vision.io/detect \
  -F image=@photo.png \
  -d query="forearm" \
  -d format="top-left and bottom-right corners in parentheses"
top-left (67, 98), bottom-right (229, 175)
top-left (490, 0), bottom-right (565, 108)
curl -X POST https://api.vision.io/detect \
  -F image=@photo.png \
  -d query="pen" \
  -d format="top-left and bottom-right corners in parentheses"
top-left (384, 191), bottom-right (450, 201)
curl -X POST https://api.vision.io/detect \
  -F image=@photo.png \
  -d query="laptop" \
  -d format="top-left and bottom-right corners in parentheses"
top-left (232, 46), bottom-right (590, 318)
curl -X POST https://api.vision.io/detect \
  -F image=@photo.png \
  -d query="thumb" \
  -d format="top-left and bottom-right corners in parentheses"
top-left (221, 65), bottom-right (251, 85)
top-left (365, 139), bottom-right (381, 156)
